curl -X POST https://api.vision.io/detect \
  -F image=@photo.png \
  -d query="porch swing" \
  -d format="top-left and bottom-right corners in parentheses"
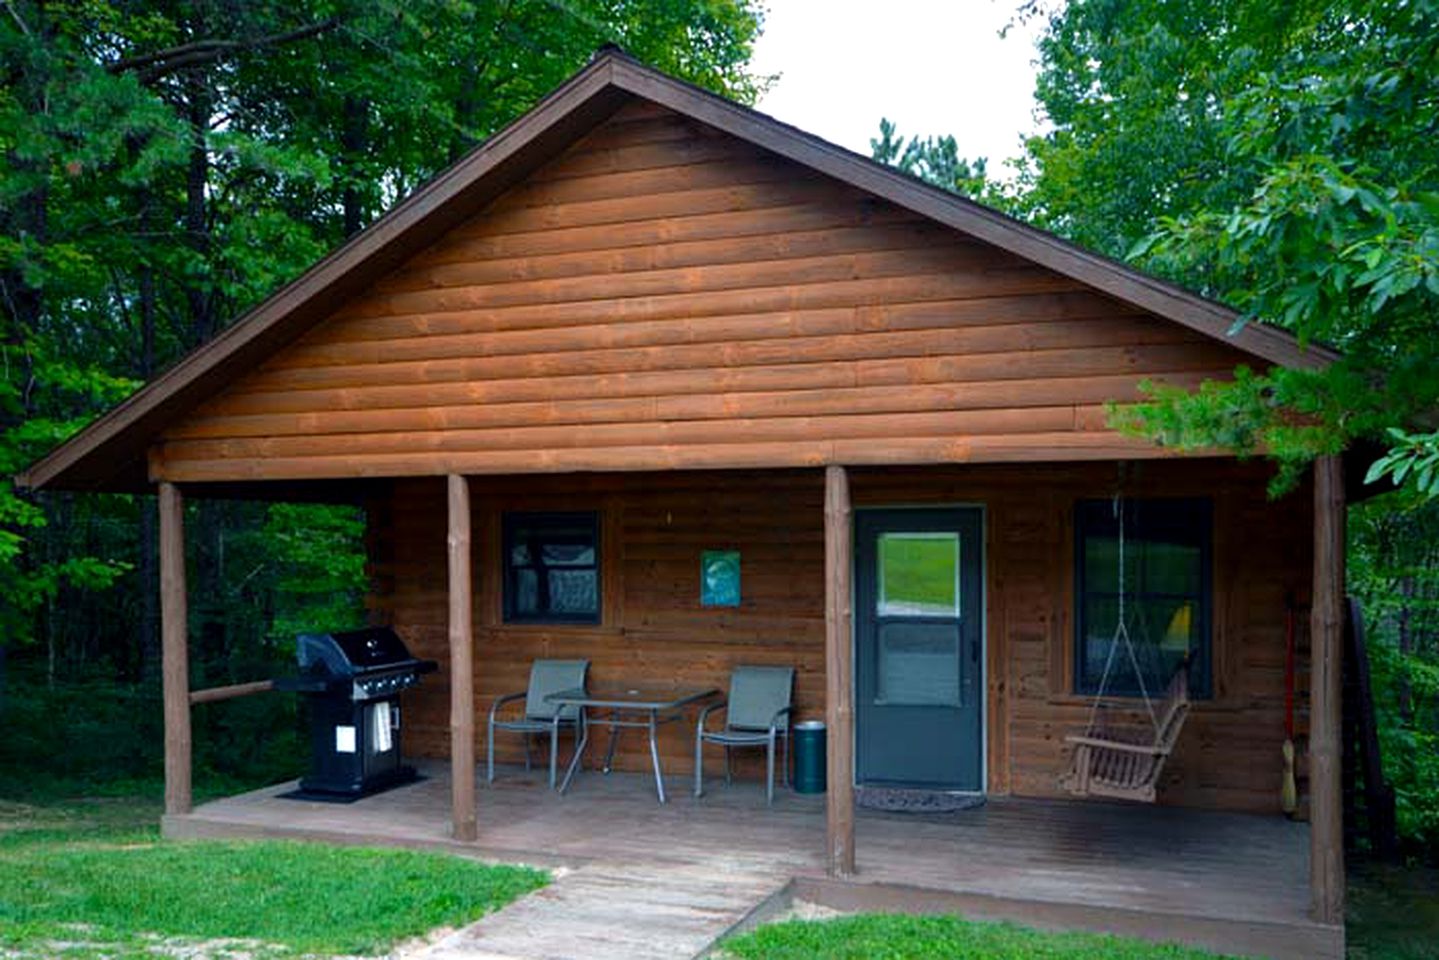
top-left (1061, 495), bottom-right (1193, 803)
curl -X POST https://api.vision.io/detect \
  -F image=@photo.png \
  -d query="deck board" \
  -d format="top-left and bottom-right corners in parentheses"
top-left (166, 761), bottom-right (1337, 959)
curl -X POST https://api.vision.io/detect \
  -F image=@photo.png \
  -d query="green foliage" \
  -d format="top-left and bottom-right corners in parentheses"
top-left (1021, 0), bottom-right (1439, 490)
top-left (0, 818), bottom-right (546, 958)
top-left (722, 913), bottom-right (1233, 959)
top-left (1367, 430), bottom-right (1439, 498)
top-left (252, 503), bottom-right (369, 642)
top-left (1349, 493), bottom-right (1439, 849)
top-left (0, 660), bottom-right (302, 801)
top-left (870, 118), bottom-right (998, 203)
top-left (0, 0), bottom-right (766, 716)
top-left (0, 343), bottom-right (137, 647)
top-left (1347, 861), bottom-right (1439, 960)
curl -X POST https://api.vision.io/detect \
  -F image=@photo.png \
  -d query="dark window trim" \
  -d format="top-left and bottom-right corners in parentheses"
top-left (1073, 498), bottom-right (1213, 699)
top-left (502, 511), bottom-right (601, 625)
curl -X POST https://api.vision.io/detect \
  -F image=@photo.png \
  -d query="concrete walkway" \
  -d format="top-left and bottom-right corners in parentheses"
top-left (413, 859), bottom-right (787, 960)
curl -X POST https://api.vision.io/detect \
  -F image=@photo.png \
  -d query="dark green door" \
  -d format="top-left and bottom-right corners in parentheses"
top-left (855, 507), bottom-right (984, 791)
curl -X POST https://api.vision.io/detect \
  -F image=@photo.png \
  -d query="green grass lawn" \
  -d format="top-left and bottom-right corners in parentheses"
top-left (0, 796), bottom-right (546, 959)
top-left (720, 867), bottom-right (1439, 960)
top-left (721, 914), bottom-right (1236, 960)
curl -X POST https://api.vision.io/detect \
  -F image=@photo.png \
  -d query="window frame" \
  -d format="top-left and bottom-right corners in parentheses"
top-left (501, 511), bottom-right (602, 625)
top-left (1072, 497), bottom-right (1213, 699)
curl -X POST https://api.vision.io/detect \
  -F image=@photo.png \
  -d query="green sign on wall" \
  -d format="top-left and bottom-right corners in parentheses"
top-left (701, 550), bottom-right (741, 607)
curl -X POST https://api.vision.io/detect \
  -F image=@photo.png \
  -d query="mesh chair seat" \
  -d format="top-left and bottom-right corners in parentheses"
top-left (488, 658), bottom-right (589, 789)
top-left (695, 665), bottom-right (795, 805)
top-left (699, 728), bottom-right (777, 746)
top-left (491, 716), bottom-right (562, 734)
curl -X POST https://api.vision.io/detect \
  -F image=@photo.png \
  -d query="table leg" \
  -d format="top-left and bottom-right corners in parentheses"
top-left (602, 714), bottom-right (620, 775)
top-left (648, 709), bottom-right (667, 804)
top-left (559, 706), bottom-right (590, 795)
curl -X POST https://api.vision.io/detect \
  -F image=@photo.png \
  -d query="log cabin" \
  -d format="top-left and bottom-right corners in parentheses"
top-left (19, 49), bottom-right (1350, 959)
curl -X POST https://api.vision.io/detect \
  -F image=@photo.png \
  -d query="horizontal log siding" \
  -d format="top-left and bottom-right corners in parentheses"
top-left (377, 460), bottom-right (1310, 814)
top-left (154, 102), bottom-right (1252, 483)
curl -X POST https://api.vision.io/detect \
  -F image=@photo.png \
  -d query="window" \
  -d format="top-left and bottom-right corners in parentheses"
top-left (503, 512), bottom-right (600, 624)
top-left (1074, 498), bottom-right (1211, 698)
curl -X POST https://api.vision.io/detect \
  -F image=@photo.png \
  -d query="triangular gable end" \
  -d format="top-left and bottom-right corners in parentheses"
top-left (18, 49), bottom-right (1333, 492)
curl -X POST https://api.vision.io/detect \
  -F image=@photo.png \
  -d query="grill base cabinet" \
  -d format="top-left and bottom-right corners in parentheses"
top-left (300, 695), bottom-right (410, 798)
top-left (276, 628), bottom-right (436, 800)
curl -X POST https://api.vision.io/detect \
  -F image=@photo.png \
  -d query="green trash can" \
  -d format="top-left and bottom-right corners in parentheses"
top-left (792, 720), bottom-right (827, 794)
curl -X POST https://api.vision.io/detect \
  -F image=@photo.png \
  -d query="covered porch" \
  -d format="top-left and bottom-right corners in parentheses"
top-left (165, 760), bottom-right (1337, 959)
top-left (149, 457), bottom-right (1350, 959)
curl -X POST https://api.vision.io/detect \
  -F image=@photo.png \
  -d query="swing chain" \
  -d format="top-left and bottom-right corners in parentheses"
top-left (1083, 494), bottom-right (1160, 737)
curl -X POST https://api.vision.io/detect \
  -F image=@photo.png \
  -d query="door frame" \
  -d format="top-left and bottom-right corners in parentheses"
top-left (851, 503), bottom-right (988, 796)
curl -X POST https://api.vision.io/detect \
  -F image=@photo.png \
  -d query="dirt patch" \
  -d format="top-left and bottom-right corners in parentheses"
top-left (769, 899), bottom-right (848, 924)
top-left (0, 799), bottom-right (56, 833)
top-left (1, 928), bottom-right (287, 960)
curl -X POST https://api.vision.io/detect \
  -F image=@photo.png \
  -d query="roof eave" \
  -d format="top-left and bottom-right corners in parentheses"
top-left (18, 49), bottom-right (1337, 494)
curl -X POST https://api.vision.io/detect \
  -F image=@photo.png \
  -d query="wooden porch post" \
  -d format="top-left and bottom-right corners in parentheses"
top-left (159, 481), bottom-right (191, 816)
top-left (1310, 455), bottom-right (1345, 924)
top-left (448, 474), bottom-right (477, 842)
top-left (824, 465), bottom-right (855, 877)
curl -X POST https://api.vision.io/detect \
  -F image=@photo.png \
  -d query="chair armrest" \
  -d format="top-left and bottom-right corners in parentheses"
top-left (488, 691), bottom-right (527, 724)
top-left (1063, 734), bottom-right (1166, 756)
top-left (768, 705), bottom-right (793, 736)
top-left (696, 699), bottom-right (728, 734)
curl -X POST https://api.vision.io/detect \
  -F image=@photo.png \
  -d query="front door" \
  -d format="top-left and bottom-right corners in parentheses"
top-left (855, 507), bottom-right (984, 791)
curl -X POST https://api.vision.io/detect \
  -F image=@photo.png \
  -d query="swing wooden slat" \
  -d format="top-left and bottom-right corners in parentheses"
top-left (1062, 659), bottom-right (1191, 803)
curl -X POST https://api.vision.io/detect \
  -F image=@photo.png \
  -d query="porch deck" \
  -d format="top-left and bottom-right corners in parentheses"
top-left (165, 761), bottom-right (1340, 959)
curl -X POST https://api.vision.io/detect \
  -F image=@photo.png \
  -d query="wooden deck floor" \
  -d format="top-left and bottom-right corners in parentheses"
top-left (166, 761), bottom-right (1341, 959)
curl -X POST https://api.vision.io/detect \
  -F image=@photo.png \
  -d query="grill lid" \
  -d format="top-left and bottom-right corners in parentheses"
top-left (297, 627), bottom-right (420, 677)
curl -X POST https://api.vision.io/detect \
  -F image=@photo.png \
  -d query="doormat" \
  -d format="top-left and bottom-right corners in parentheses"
top-left (278, 770), bottom-right (425, 804)
top-left (855, 786), bottom-right (986, 814)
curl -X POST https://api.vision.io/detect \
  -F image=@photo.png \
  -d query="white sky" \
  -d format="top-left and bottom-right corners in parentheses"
top-left (748, 1), bottom-right (1047, 175)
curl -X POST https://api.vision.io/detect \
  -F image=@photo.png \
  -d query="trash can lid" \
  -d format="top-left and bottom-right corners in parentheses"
top-left (794, 720), bottom-right (826, 730)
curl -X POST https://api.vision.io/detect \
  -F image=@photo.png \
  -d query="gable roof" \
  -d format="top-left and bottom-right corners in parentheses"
top-left (18, 48), bottom-right (1336, 493)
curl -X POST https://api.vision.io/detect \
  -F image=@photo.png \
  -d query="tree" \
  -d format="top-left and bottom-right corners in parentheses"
top-left (869, 118), bottom-right (996, 202)
top-left (0, 0), bottom-right (766, 692)
top-left (987, 0), bottom-right (1439, 495)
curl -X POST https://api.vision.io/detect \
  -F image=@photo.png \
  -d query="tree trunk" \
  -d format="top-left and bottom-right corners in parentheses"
top-left (137, 187), bottom-right (160, 679)
top-left (341, 94), bottom-right (369, 237)
top-left (1397, 574), bottom-right (1413, 724)
top-left (184, 72), bottom-right (214, 346)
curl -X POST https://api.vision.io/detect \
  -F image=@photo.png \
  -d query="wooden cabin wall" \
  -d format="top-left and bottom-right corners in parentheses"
top-left (369, 459), bottom-right (1311, 815)
top-left (371, 470), bottom-right (828, 783)
top-left (155, 100), bottom-right (1255, 483)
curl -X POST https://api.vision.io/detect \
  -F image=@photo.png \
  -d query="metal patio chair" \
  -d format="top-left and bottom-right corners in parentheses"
top-left (488, 658), bottom-right (589, 790)
top-left (694, 665), bottom-right (794, 805)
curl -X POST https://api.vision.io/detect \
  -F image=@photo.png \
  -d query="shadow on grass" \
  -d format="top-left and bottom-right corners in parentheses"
top-left (1347, 860), bottom-right (1439, 960)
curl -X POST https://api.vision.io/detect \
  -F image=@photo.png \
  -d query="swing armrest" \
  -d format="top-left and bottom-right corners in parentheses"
top-left (1063, 734), bottom-right (1168, 756)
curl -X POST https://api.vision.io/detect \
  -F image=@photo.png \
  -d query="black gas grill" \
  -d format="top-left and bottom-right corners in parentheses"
top-left (275, 628), bottom-right (436, 799)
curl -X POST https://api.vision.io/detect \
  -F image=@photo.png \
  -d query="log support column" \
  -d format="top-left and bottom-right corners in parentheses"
top-left (159, 481), bottom-right (191, 816)
top-left (824, 465), bottom-right (855, 877)
top-left (1310, 455), bottom-right (1345, 924)
top-left (448, 474), bottom-right (477, 842)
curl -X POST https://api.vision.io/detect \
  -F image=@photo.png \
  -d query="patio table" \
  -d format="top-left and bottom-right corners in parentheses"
top-left (547, 685), bottom-right (719, 803)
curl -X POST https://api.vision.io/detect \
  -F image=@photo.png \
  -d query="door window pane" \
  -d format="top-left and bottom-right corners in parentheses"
top-left (878, 622), bottom-right (962, 706)
top-left (878, 532), bottom-right (959, 618)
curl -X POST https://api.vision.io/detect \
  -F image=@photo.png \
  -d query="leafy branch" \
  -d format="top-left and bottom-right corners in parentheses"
top-left (105, 17), bottom-right (343, 85)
